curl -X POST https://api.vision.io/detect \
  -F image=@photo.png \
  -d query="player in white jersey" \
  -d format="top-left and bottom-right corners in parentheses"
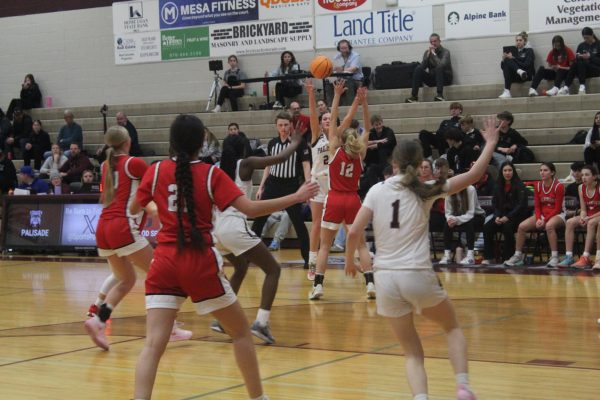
top-left (345, 116), bottom-right (503, 400)
top-left (212, 128), bottom-right (303, 344)
top-left (305, 78), bottom-right (359, 280)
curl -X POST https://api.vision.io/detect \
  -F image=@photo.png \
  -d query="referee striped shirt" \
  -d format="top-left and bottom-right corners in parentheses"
top-left (267, 136), bottom-right (311, 179)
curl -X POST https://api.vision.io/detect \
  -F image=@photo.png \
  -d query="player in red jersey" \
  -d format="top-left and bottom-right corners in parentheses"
top-left (505, 162), bottom-right (566, 267)
top-left (130, 115), bottom-right (317, 400)
top-left (309, 82), bottom-right (375, 300)
top-left (558, 165), bottom-right (600, 268)
top-left (83, 126), bottom-right (192, 351)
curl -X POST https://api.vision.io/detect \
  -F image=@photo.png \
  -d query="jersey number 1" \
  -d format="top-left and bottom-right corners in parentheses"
top-left (390, 199), bottom-right (400, 229)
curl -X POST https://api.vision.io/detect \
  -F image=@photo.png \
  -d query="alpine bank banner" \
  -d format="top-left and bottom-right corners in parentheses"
top-left (258, 0), bottom-right (312, 20)
top-left (113, 0), bottom-right (160, 35)
top-left (445, 0), bottom-right (510, 39)
top-left (315, 0), bottom-right (373, 15)
top-left (528, 0), bottom-right (600, 33)
top-left (315, 6), bottom-right (433, 49)
top-left (210, 17), bottom-right (313, 56)
top-left (159, 0), bottom-right (259, 29)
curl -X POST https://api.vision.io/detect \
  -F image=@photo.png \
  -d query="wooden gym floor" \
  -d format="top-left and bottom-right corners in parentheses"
top-left (0, 250), bottom-right (599, 399)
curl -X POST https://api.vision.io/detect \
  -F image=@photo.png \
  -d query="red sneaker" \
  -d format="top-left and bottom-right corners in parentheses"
top-left (87, 303), bottom-right (98, 317)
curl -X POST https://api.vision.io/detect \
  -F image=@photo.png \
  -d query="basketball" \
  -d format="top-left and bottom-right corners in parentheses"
top-left (310, 55), bottom-right (333, 79)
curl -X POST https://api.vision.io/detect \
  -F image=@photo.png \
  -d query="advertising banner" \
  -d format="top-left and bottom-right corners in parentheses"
top-left (445, 0), bottom-right (510, 39)
top-left (113, 0), bottom-right (160, 35)
top-left (161, 27), bottom-right (210, 60)
top-left (397, 0), bottom-right (461, 6)
top-left (315, 0), bottom-right (372, 15)
top-left (4, 203), bottom-right (62, 248)
top-left (61, 204), bottom-right (103, 248)
top-left (528, 0), bottom-right (600, 33)
top-left (159, 0), bottom-right (259, 29)
top-left (210, 17), bottom-right (313, 56)
top-left (315, 6), bottom-right (432, 49)
top-left (258, 0), bottom-right (312, 20)
top-left (114, 31), bottom-right (162, 65)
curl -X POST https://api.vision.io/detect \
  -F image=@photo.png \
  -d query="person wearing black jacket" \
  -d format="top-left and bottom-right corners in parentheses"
top-left (6, 74), bottom-right (42, 119)
top-left (22, 120), bottom-right (51, 170)
top-left (363, 114), bottom-right (396, 190)
top-left (0, 148), bottom-right (17, 195)
top-left (445, 128), bottom-right (476, 175)
top-left (482, 161), bottom-right (529, 263)
top-left (561, 27), bottom-right (600, 95)
top-left (4, 108), bottom-right (33, 159)
top-left (419, 102), bottom-right (463, 158)
top-left (406, 33), bottom-right (453, 102)
top-left (499, 31), bottom-right (535, 99)
top-left (116, 112), bottom-right (142, 156)
top-left (492, 111), bottom-right (529, 166)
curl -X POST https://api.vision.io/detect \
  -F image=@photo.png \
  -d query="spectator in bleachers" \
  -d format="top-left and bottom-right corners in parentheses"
top-left (505, 162), bottom-right (565, 267)
top-left (6, 74), bottom-right (42, 119)
top-left (269, 51), bottom-right (302, 109)
top-left (0, 112), bottom-right (12, 142)
top-left (493, 111), bottom-right (529, 166)
top-left (116, 112), bottom-right (142, 156)
top-left (49, 171), bottom-right (70, 195)
top-left (17, 165), bottom-right (48, 194)
top-left (584, 111), bottom-right (600, 171)
top-left (363, 114), bottom-right (396, 189)
top-left (428, 158), bottom-right (450, 234)
top-left (473, 164), bottom-right (496, 197)
top-left (419, 102), bottom-right (463, 159)
top-left (460, 115), bottom-right (483, 152)
top-left (561, 27), bottom-right (600, 96)
top-left (199, 127), bottom-right (221, 164)
top-left (564, 161), bottom-right (584, 218)
top-left (59, 142), bottom-right (93, 184)
top-left (40, 143), bottom-right (68, 177)
top-left (332, 39), bottom-right (363, 106)
top-left (212, 55), bottom-right (247, 113)
top-left (529, 35), bottom-right (575, 97)
top-left (482, 161), bottom-right (529, 264)
top-left (406, 33), bottom-right (453, 103)
top-left (22, 120), bottom-right (51, 170)
top-left (0, 148), bottom-right (17, 195)
top-left (439, 185), bottom-right (485, 265)
top-left (317, 99), bottom-right (329, 116)
top-left (77, 169), bottom-right (99, 193)
top-left (420, 159), bottom-right (434, 182)
top-left (4, 107), bottom-right (33, 159)
top-left (289, 101), bottom-right (311, 141)
top-left (558, 164), bottom-right (600, 268)
top-left (57, 110), bottom-right (83, 156)
top-left (227, 122), bottom-right (265, 157)
top-left (445, 128), bottom-right (476, 175)
top-left (499, 31), bottom-right (535, 99)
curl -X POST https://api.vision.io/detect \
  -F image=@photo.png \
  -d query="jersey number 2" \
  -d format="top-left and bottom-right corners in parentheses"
top-left (167, 184), bottom-right (178, 212)
top-left (339, 161), bottom-right (354, 177)
top-left (390, 199), bottom-right (400, 229)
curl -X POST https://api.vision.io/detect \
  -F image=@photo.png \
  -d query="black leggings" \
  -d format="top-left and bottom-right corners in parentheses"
top-left (443, 215), bottom-right (484, 250)
top-left (274, 82), bottom-right (302, 106)
top-left (217, 86), bottom-right (244, 111)
top-left (411, 64), bottom-right (452, 97)
top-left (251, 176), bottom-right (309, 266)
top-left (419, 129), bottom-right (447, 158)
top-left (565, 59), bottom-right (600, 86)
top-left (483, 217), bottom-right (520, 261)
top-left (501, 59), bottom-right (531, 89)
top-left (531, 66), bottom-right (568, 89)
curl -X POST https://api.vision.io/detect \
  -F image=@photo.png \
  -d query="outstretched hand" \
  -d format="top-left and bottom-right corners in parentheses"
top-left (344, 260), bottom-right (359, 278)
top-left (333, 79), bottom-right (347, 96)
top-left (356, 86), bottom-right (368, 104)
top-left (481, 116), bottom-right (502, 146)
top-left (296, 181), bottom-right (319, 202)
top-left (290, 122), bottom-right (304, 143)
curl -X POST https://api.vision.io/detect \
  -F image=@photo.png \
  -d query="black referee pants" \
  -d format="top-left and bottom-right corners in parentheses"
top-left (251, 176), bottom-right (309, 266)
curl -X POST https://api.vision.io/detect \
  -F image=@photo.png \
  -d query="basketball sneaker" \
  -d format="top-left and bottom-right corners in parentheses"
top-left (504, 253), bottom-right (524, 267)
top-left (557, 255), bottom-right (574, 268)
top-left (457, 384), bottom-right (477, 400)
top-left (366, 282), bottom-right (376, 299)
top-left (546, 256), bottom-right (560, 268)
top-left (84, 316), bottom-right (109, 351)
top-left (309, 284), bottom-right (323, 300)
top-left (593, 261), bottom-right (600, 270)
top-left (87, 303), bottom-right (99, 317)
top-left (170, 321), bottom-right (192, 342)
top-left (210, 320), bottom-right (227, 335)
top-left (250, 321), bottom-right (275, 344)
top-left (546, 86), bottom-right (559, 96)
top-left (307, 261), bottom-right (316, 281)
top-left (572, 255), bottom-right (591, 269)
top-left (557, 86), bottom-right (569, 96)
top-left (438, 255), bottom-right (452, 265)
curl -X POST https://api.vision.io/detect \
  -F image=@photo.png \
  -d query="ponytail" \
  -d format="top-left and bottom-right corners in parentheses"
top-left (101, 147), bottom-right (116, 206)
top-left (393, 140), bottom-right (446, 200)
top-left (342, 128), bottom-right (364, 156)
top-left (175, 152), bottom-right (205, 251)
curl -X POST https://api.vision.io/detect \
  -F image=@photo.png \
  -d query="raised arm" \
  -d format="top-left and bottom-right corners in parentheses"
top-left (328, 79), bottom-right (346, 152)
top-left (447, 116), bottom-right (501, 195)
top-left (336, 91), bottom-right (361, 134)
top-left (305, 79), bottom-right (320, 145)
top-left (358, 87), bottom-right (370, 160)
top-left (239, 129), bottom-right (302, 181)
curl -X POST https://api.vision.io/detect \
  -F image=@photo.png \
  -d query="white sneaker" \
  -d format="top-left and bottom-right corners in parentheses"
top-left (272, 101), bottom-right (283, 109)
top-left (498, 89), bottom-right (512, 99)
top-left (547, 256), bottom-right (560, 268)
top-left (504, 253), bottom-right (524, 267)
top-left (557, 86), bottom-right (569, 96)
top-left (460, 256), bottom-right (475, 265)
top-left (528, 88), bottom-right (538, 97)
top-left (366, 282), bottom-right (376, 299)
top-left (309, 284), bottom-right (323, 300)
top-left (211, 105), bottom-right (221, 113)
top-left (546, 86), bottom-right (559, 96)
top-left (438, 255), bottom-right (452, 264)
top-left (579, 84), bottom-right (587, 95)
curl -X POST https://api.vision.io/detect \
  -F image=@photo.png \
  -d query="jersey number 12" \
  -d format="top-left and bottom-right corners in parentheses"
top-left (339, 161), bottom-right (354, 177)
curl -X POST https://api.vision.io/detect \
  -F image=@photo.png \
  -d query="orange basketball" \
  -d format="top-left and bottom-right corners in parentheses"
top-left (310, 55), bottom-right (333, 79)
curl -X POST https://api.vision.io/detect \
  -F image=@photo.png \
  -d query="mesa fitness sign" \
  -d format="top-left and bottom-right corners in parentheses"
top-left (529, 0), bottom-right (600, 33)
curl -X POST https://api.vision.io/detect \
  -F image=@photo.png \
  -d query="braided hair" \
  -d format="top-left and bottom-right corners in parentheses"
top-left (170, 114), bottom-right (206, 251)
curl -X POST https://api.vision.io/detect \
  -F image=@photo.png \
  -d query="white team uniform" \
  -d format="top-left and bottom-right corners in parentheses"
top-left (311, 132), bottom-right (330, 203)
top-left (214, 160), bottom-right (261, 256)
top-left (362, 175), bottom-right (450, 317)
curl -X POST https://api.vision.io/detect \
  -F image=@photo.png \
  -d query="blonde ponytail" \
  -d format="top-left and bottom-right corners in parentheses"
top-left (342, 128), bottom-right (364, 156)
top-left (101, 126), bottom-right (130, 207)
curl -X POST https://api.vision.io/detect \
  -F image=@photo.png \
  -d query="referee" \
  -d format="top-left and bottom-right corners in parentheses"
top-left (252, 112), bottom-right (312, 268)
